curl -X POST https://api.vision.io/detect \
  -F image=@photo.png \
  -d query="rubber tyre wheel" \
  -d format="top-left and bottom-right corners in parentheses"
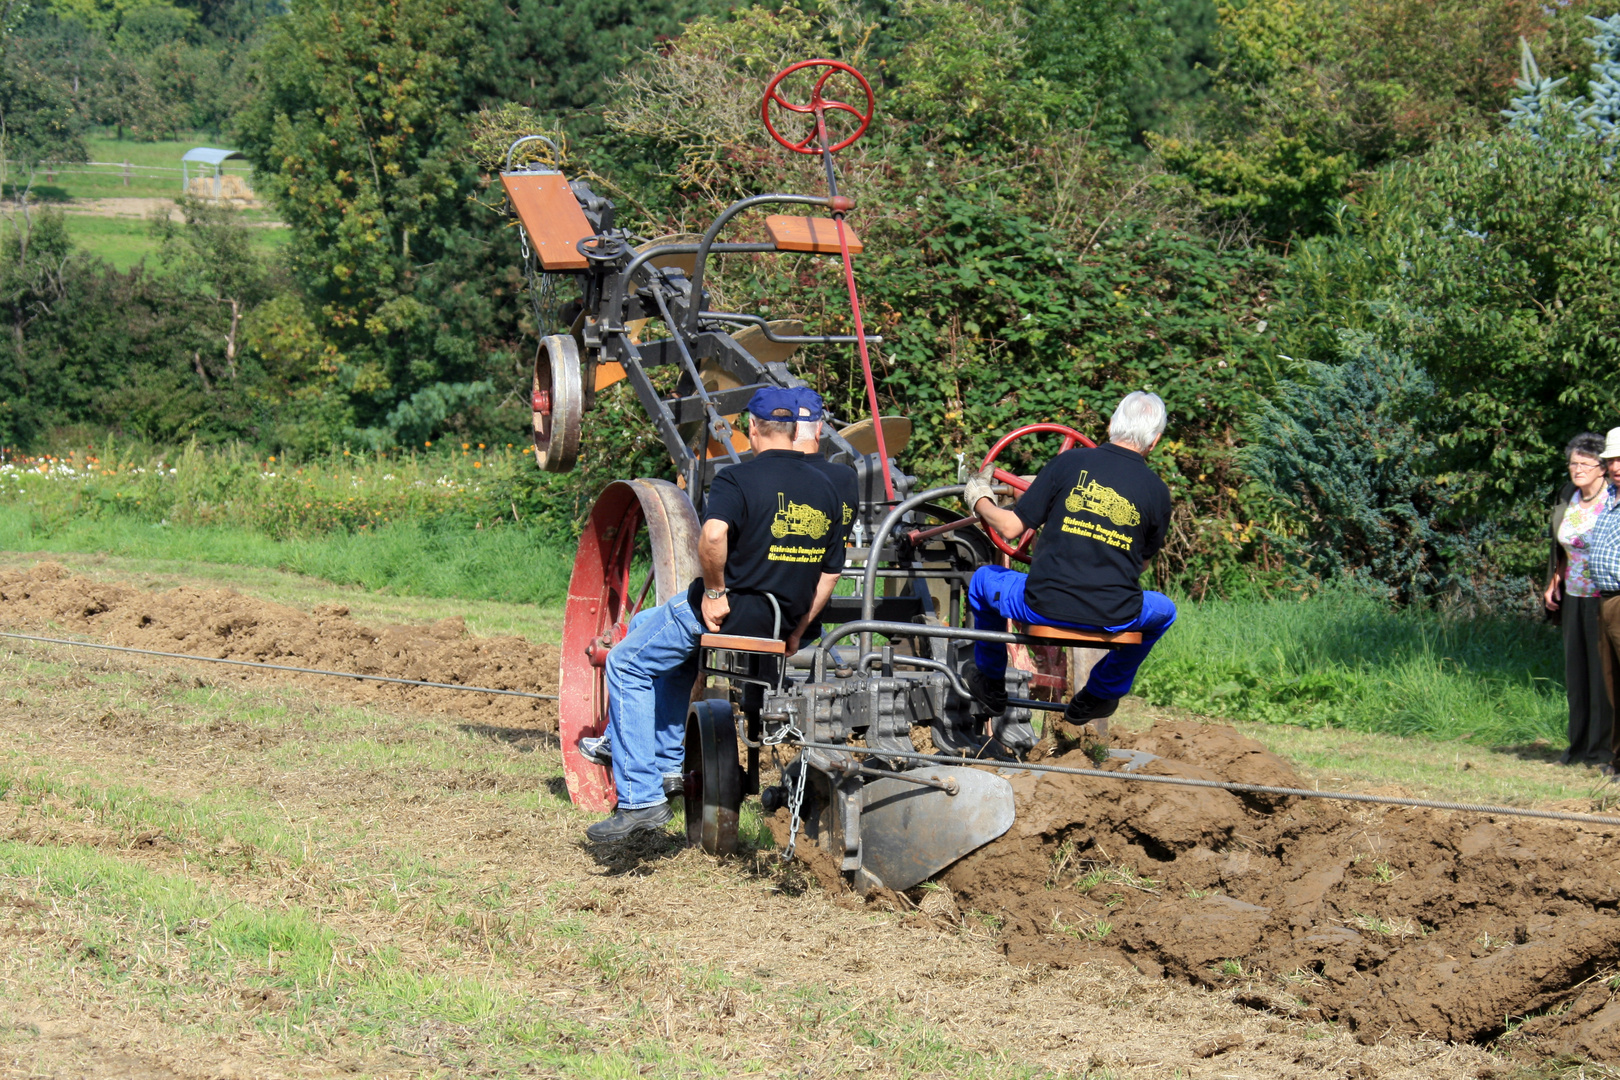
top-left (684, 698), bottom-right (742, 855)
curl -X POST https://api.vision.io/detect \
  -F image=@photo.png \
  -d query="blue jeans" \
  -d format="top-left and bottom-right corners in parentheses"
top-left (604, 596), bottom-right (703, 809)
top-left (967, 565), bottom-right (1177, 699)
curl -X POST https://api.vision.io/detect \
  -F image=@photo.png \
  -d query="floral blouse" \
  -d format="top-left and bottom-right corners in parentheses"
top-left (1559, 492), bottom-right (1609, 598)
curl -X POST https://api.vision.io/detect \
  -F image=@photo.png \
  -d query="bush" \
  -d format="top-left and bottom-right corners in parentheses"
top-left (1274, 129), bottom-right (1620, 574)
top-left (1244, 334), bottom-right (1485, 603)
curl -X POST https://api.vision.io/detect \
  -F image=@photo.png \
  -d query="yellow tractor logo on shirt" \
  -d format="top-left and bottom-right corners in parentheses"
top-left (771, 492), bottom-right (831, 539)
top-left (1064, 470), bottom-right (1141, 527)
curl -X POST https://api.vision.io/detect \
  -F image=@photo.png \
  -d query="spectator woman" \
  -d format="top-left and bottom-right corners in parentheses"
top-left (1545, 431), bottom-right (1613, 765)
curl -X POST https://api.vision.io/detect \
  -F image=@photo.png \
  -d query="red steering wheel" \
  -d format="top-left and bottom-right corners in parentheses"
top-left (979, 423), bottom-right (1095, 562)
top-left (762, 60), bottom-right (875, 155)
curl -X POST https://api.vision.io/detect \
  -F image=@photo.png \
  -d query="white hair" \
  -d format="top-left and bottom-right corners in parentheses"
top-left (1107, 391), bottom-right (1167, 450)
top-left (793, 420), bottom-right (822, 446)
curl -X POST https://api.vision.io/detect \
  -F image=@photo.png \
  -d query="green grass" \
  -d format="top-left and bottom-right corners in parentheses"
top-left (0, 441), bottom-right (578, 608)
top-left (55, 212), bottom-right (288, 271)
top-left (1136, 586), bottom-right (1565, 749)
top-left (0, 513), bottom-right (573, 608)
top-left (15, 134), bottom-right (257, 203)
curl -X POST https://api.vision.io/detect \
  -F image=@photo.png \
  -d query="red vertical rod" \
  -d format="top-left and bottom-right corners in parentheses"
top-left (816, 107), bottom-right (894, 502)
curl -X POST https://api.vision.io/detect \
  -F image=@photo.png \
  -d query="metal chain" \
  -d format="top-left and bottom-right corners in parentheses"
top-left (519, 230), bottom-right (563, 338)
top-left (783, 760), bottom-right (808, 862)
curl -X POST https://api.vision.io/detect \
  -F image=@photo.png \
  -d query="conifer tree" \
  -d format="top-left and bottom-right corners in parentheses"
top-left (1501, 36), bottom-right (1579, 138)
top-left (1581, 13), bottom-right (1620, 139)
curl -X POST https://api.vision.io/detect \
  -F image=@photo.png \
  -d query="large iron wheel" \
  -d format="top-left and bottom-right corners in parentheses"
top-left (684, 699), bottom-right (743, 855)
top-left (533, 334), bottom-right (583, 472)
top-left (559, 480), bottom-right (701, 811)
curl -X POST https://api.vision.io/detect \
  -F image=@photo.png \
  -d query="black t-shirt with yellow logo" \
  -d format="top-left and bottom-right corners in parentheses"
top-left (804, 456), bottom-right (859, 534)
top-left (1012, 442), bottom-right (1171, 628)
top-left (686, 449), bottom-right (848, 638)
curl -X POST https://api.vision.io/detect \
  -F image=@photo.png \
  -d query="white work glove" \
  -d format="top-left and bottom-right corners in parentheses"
top-left (963, 466), bottom-right (997, 515)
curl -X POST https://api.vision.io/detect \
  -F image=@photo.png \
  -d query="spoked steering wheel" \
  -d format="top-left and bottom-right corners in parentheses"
top-left (762, 59), bottom-right (875, 155)
top-left (979, 423), bottom-right (1095, 562)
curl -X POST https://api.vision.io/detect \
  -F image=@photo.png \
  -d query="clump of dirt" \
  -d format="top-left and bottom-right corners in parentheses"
top-left (931, 720), bottom-right (1620, 1055)
top-left (0, 563), bottom-right (558, 731)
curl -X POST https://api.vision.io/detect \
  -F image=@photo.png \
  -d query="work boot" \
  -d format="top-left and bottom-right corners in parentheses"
top-left (577, 734), bottom-right (612, 768)
top-left (963, 663), bottom-right (1008, 716)
top-left (1064, 689), bottom-right (1119, 725)
top-left (584, 802), bottom-right (673, 842)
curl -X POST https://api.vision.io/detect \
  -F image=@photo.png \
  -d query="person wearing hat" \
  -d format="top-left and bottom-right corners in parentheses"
top-left (790, 387), bottom-right (859, 646)
top-left (1544, 431), bottom-right (1614, 766)
top-left (579, 386), bottom-right (849, 841)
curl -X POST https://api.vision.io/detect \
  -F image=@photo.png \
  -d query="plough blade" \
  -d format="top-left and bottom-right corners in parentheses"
top-left (858, 766), bottom-right (1015, 892)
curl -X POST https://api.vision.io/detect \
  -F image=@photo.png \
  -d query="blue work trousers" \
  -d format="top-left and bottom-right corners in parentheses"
top-left (967, 565), bottom-right (1177, 699)
top-left (604, 596), bottom-right (703, 808)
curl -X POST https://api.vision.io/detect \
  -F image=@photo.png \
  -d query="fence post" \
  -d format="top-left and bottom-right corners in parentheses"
top-left (123, 161), bottom-right (130, 187)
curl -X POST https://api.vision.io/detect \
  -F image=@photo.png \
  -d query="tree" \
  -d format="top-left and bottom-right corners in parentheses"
top-left (1245, 335), bottom-right (1466, 602)
top-left (1580, 12), bottom-right (1620, 138)
top-left (236, 0), bottom-right (514, 450)
top-left (1274, 129), bottom-right (1620, 569)
top-left (480, 0), bottom-right (734, 135)
top-left (1502, 36), bottom-right (1578, 136)
top-left (1151, 0), bottom-right (1596, 239)
top-left (0, 50), bottom-right (85, 199)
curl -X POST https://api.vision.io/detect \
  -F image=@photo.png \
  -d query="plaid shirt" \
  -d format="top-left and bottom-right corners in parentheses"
top-left (1585, 489), bottom-right (1620, 593)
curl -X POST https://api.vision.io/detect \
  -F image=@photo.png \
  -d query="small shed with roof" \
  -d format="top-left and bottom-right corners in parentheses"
top-left (180, 147), bottom-right (252, 202)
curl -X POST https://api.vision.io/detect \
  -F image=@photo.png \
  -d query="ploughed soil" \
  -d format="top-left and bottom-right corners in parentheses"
top-left (0, 563), bottom-right (560, 733)
top-left (6, 562), bottom-right (1620, 1064)
top-left (925, 720), bottom-right (1620, 1058)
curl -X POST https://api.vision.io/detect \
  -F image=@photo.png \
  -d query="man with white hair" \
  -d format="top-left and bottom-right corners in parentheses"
top-left (962, 391), bottom-right (1178, 724)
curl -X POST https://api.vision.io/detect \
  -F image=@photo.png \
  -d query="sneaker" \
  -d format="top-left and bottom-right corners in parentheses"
top-left (963, 663), bottom-right (1008, 716)
top-left (578, 734), bottom-right (612, 768)
top-left (1064, 689), bottom-right (1119, 725)
top-left (584, 802), bottom-right (673, 842)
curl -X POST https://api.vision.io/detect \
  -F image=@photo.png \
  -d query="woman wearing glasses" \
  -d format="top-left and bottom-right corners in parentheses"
top-left (1545, 431), bottom-right (1613, 766)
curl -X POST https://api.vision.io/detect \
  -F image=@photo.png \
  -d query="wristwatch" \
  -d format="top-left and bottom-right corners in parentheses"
top-left (704, 587), bottom-right (728, 600)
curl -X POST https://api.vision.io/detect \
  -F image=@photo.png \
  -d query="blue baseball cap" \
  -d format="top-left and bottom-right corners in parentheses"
top-left (746, 386), bottom-right (799, 421)
top-left (790, 386), bottom-right (824, 421)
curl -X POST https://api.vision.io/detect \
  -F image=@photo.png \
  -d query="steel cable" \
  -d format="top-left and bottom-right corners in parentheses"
top-left (5, 632), bottom-right (1613, 827)
top-left (0, 631), bottom-right (560, 701)
top-left (792, 740), bottom-right (1620, 829)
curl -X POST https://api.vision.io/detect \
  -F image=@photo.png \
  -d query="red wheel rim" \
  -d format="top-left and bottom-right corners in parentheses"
top-left (559, 481), bottom-right (701, 811)
top-left (978, 423), bottom-right (1095, 562)
top-left (761, 59), bottom-right (875, 155)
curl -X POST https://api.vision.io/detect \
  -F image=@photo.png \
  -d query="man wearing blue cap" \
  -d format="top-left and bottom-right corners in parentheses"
top-left (791, 387), bottom-right (859, 647)
top-left (580, 386), bottom-right (849, 842)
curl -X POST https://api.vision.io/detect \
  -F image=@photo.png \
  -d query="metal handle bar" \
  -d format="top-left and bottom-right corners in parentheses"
top-left (701, 310), bottom-right (882, 346)
top-left (859, 485), bottom-right (971, 654)
top-left (855, 650), bottom-right (972, 700)
top-left (687, 193), bottom-right (833, 336)
top-left (604, 242), bottom-right (776, 332)
top-left (815, 618), bottom-right (1078, 683)
top-left (504, 134), bottom-right (562, 173)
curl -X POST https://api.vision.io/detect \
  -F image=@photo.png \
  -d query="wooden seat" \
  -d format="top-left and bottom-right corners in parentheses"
top-left (765, 215), bottom-right (863, 255)
top-left (500, 172), bottom-right (592, 271)
top-left (1022, 625), bottom-right (1142, 646)
top-left (700, 634), bottom-right (787, 655)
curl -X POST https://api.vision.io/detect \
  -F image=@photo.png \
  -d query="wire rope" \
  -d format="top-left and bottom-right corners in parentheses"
top-left (791, 740), bottom-right (1620, 829)
top-left (0, 631), bottom-right (560, 701)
